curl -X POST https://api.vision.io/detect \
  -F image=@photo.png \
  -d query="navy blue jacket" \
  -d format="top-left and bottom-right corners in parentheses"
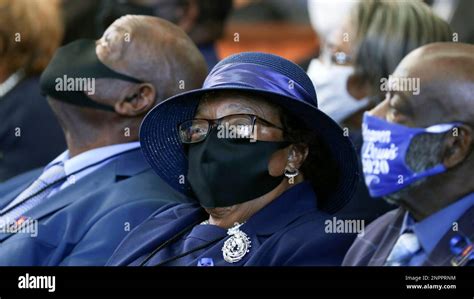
top-left (107, 181), bottom-right (357, 266)
top-left (0, 149), bottom-right (188, 265)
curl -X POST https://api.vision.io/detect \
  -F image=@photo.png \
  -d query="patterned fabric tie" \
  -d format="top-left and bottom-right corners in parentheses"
top-left (0, 163), bottom-right (66, 228)
top-left (384, 231), bottom-right (421, 266)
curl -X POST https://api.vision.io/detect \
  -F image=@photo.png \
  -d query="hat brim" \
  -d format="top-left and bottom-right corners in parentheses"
top-left (140, 86), bottom-right (359, 213)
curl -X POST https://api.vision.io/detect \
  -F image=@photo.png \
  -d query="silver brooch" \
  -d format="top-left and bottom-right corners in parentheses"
top-left (222, 222), bottom-right (251, 263)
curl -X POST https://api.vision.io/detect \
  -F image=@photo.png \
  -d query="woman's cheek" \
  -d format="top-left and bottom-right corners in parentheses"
top-left (267, 148), bottom-right (288, 177)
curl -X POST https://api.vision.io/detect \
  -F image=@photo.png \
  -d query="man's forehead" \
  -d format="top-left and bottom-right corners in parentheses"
top-left (392, 52), bottom-right (432, 80)
top-left (391, 61), bottom-right (449, 122)
top-left (385, 43), bottom-right (474, 126)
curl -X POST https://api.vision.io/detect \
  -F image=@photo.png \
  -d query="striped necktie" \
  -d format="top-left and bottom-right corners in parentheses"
top-left (0, 163), bottom-right (66, 228)
top-left (384, 231), bottom-right (421, 266)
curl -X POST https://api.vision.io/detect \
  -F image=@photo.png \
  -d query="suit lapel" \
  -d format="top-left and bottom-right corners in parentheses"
top-left (368, 209), bottom-right (406, 266)
top-left (0, 169), bottom-right (42, 210)
top-left (26, 149), bottom-right (148, 222)
top-left (27, 163), bottom-right (117, 221)
top-left (0, 163), bottom-right (116, 242)
top-left (0, 148), bottom-right (149, 242)
top-left (422, 206), bottom-right (474, 266)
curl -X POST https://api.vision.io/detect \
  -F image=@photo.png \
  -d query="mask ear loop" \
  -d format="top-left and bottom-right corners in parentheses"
top-left (284, 145), bottom-right (299, 184)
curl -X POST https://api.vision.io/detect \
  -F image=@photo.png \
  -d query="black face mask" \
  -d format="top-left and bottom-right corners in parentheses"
top-left (186, 129), bottom-right (289, 208)
top-left (39, 39), bottom-right (143, 112)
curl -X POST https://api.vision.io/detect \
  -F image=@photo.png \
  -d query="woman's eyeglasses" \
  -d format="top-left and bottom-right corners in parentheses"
top-left (178, 114), bottom-right (284, 144)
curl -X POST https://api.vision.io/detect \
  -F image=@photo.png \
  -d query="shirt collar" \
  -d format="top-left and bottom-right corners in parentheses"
top-left (401, 192), bottom-right (474, 255)
top-left (46, 142), bottom-right (140, 175)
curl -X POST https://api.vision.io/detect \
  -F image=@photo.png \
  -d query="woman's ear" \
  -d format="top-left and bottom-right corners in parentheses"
top-left (281, 144), bottom-right (308, 184)
top-left (268, 143), bottom-right (308, 177)
top-left (114, 83), bottom-right (156, 116)
top-left (287, 143), bottom-right (309, 170)
top-left (442, 125), bottom-right (473, 169)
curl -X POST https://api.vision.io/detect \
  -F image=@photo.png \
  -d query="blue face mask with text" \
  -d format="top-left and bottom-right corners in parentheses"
top-left (361, 113), bottom-right (460, 197)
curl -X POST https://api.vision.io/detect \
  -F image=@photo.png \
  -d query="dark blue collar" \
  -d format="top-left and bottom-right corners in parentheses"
top-left (245, 181), bottom-right (318, 235)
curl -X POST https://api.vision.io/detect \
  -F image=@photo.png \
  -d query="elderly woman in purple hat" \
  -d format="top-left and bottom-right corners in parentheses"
top-left (107, 52), bottom-right (360, 266)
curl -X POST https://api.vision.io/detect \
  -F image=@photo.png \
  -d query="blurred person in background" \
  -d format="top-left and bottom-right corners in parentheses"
top-left (299, 0), bottom-right (354, 69)
top-left (307, 0), bottom-right (453, 223)
top-left (307, 0), bottom-right (354, 49)
top-left (61, 0), bottom-right (102, 44)
top-left (427, 0), bottom-right (474, 44)
top-left (308, 0), bottom-right (453, 125)
top-left (222, 0), bottom-right (316, 69)
top-left (0, 15), bottom-right (207, 265)
top-left (229, 0), bottom-right (309, 24)
top-left (0, 0), bottom-right (66, 182)
top-left (96, 0), bottom-right (233, 69)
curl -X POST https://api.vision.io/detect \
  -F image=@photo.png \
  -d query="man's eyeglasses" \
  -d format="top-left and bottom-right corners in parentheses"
top-left (331, 51), bottom-right (352, 65)
top-left (178, 114), bottom-right (284, 144)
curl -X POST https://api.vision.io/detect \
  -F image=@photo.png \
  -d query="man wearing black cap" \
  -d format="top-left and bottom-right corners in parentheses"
top-left (0, 15), bottom-right (207, 265)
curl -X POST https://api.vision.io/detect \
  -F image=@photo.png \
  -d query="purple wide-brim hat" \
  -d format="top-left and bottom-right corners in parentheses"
top-left (140, 52), bottom-right (359, 213)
